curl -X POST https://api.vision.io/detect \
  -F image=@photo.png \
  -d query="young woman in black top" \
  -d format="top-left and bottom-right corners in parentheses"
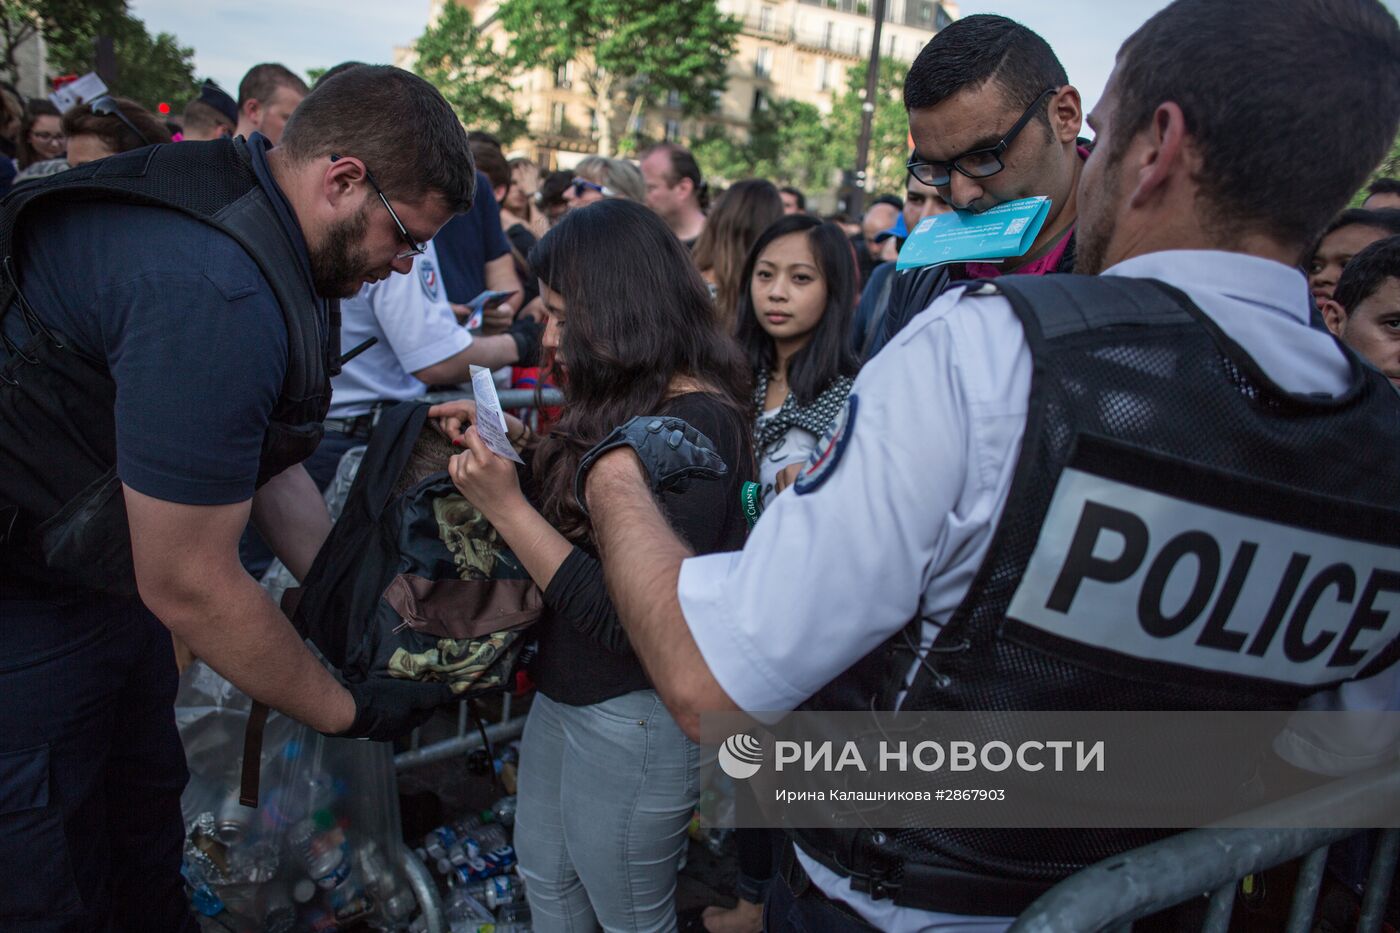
top-left (436, 198), bottom-right (753, 933)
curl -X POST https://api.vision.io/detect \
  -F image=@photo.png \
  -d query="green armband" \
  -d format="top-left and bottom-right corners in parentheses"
top-left (740, 481), bottom-right (763, 530)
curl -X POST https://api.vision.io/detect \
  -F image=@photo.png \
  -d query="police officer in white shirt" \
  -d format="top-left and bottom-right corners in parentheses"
top-left (575, 1), bottom-right (1400, 929)
top-left (308, 239), bottom-right (539, 489)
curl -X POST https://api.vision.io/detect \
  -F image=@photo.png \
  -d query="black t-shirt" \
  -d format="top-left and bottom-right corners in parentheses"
top-left (529, 391), bottom-right (753, 706)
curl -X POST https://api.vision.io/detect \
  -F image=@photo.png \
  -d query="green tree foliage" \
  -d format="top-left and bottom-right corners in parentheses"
top-left (694, 57), bottom-right (907, 199)
top-left (0, 1), bottom-right (41, 86)
top-left (101, 14), bottom-right (196, 111)
top-left (827, 56), bottom-right (911, 197)
top-left (1, 0), bottom-right (195, 110)
top-left (496, 0), bottom-right (740, 156)
top-left (1350, 131), bottom-right (1400, 207)
top-left (413, 1), bottom-right (527, 144)
top-left (1382, 133), bottom-right (1400, 179)
top-left (693, 98), bottom-right (840, 192)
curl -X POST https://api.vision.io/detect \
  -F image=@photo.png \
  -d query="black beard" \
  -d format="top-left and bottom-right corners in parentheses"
top-left (310, 205), bottom-right (372, 299)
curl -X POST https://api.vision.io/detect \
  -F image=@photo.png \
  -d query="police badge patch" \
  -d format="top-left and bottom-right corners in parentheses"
top-left (795, 395), bottom-right (857, 496)
top-left (419, 259), bottom-right (440, 301)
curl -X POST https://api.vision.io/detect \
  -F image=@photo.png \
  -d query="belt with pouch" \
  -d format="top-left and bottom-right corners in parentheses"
top-left (778, 838), bottom-right (880, 930)
top-left (322, 404), bottom-right (385, 439)
top-left (794, 833), bottom-right (1057, 918)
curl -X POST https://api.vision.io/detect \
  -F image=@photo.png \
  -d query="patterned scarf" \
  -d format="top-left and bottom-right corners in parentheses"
top-left (752, 369), bottom-right (855, 456)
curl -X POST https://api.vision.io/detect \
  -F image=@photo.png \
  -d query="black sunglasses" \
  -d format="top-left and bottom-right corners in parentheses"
top-left (330, 153), bottom-right (427, 261)
top-left (906, 87), bottom-right (1058, 189)
top-left (89, 95), bottom-right (151, 148)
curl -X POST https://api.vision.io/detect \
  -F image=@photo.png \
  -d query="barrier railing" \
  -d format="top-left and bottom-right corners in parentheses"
top-left (1010, 761), bottom-right (1400, 932)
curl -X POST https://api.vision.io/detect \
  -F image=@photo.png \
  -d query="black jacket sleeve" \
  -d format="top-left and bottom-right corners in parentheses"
top-left (539, 393), bottom-right (749, 655)
top-left (542, 546), bottom-right (631, 654)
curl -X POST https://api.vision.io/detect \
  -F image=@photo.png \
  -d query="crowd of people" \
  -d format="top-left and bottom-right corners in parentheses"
top-left (2, 1), bottom-right (1400, 932)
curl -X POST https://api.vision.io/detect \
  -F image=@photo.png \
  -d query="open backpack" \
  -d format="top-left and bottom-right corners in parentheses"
top-left (242, 401), bottom-right (542, 805)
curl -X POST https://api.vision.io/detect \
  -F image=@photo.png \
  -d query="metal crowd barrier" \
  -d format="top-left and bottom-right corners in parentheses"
top-left (418, 386), bottom-right (564, 413)
top-left (395, 692), bottom-right (526, 772)
top-left (1010, 761), bottom-right (1400, 933)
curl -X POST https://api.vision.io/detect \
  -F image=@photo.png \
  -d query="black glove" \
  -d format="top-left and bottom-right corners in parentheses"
top-left (573, 415), bottom-right (729, 517)
top-left (508, 315), bottom-right (543, 368)
top-left (333, 676), bottom-right (456, 741)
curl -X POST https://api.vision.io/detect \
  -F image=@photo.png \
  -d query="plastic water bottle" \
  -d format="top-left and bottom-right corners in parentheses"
top-left (450, 844), bottom-right (517, 882)
top-left (438, 823), bottom-right (511, 874)
top-left (180, 860), bottom-right (225, 917)
top-left (444, 882), bottom-right (494, 930)
top-left (490, 795), bottom-right (518, 828)
top-left (423, 811), bottom-right (494, 861)
top-left (483, 873), bottom-right (525, 909)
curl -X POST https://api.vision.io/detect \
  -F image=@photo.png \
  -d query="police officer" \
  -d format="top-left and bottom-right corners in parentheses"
top-left (314, 233), bottom-right (540, 490)
top-left (0, 66), bottom-right (469, 930)
top-left (578, 1), bottom-right (1400, 929)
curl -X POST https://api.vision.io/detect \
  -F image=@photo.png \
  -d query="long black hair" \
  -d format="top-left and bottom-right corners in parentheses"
top-left (735, 214), bottom-right (861, 406)
top-left (527, 198), bottom-right (750, 543)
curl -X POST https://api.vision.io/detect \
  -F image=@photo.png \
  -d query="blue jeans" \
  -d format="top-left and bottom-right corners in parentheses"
top-left (513, 690), bottom-right (703, 933)
top-left (0, 596), bottom-right (196, 933)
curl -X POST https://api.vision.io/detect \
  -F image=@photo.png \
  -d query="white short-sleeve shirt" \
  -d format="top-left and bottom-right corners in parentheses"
top-left (675, 250), bottom-right (1390, 932)
top-left (329, 240), bottom-right (472, 419)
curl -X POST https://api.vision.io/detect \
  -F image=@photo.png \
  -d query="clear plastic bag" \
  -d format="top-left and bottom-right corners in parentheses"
top-left (176, 661), bottom-right (418, 931)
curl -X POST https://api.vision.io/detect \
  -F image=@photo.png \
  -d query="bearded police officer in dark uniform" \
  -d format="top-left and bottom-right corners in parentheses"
top-left (0, 67), bottom-right (469, 930)
top-left (575, 1), bottom-right (1400, 929)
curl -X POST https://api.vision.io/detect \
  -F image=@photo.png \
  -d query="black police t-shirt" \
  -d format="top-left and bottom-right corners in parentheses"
top-left (10, 199), bottom-right (287, 506)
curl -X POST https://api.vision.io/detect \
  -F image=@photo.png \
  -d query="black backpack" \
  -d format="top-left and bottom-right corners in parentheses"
top-left (286, 400), bottom-right (540, 690)
top-left (241, 401), bottom-right (540, 804)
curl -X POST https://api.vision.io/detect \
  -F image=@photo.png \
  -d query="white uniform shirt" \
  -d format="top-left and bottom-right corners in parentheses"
top-left (676, 250), bottom-right (1393, 932)
top-left (329, 240), bottom-right (472, 419)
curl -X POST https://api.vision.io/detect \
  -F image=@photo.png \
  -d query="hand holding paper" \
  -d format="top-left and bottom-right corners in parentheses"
top-left (469, 365), bottom-right (525, 464)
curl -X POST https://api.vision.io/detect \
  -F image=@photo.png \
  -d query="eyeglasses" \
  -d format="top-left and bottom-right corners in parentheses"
top-left (30, 131), bottom-right (64, 144)
top-left (571, 177), bottom-right (616, 199)
top-left (331, 153), bottom-right (427, 261)
top-left (89, 96), bottom-right (151, 148)
top-left (906, 88), bottom-right (1057, 189)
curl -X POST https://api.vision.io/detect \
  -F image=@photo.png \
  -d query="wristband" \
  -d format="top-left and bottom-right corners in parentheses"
top-left (740, 481), bottom-right (763, 530)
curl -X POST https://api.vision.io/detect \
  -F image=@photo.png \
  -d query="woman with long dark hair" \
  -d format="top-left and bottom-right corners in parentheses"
top-left (736, 214), bottom-right (861, 508)
top-left (692, 214), bottom-right (861, 933)
top-left (691, 179), bottom-right (785, 329)
top-left (436, 198), bottom-right (753, 932)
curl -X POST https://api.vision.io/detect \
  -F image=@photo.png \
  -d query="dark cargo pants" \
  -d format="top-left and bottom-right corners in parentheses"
top-left (0, 594), bottom-right (196, 933)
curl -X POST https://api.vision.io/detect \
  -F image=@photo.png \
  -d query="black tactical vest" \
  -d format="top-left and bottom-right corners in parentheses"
top-left (0, 138), bottom-right (335, 598)
top-left (795, 274), bottom-right (1400, 915)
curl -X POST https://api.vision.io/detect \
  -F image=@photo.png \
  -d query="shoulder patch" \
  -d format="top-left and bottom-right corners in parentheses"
top-left (418, 258), bottom-right (440, 302)
top-left (795, 394), bottom-right (857, 496)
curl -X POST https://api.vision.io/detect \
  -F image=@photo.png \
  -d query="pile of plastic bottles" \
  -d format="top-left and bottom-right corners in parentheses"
top-left (411, 793), bottom-right (531, 933)
top-left (182, 741), bottom-right (418, 932)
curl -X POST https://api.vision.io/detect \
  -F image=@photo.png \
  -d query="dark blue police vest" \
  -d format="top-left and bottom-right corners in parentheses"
top-left (795, 274), bottom-right (1400, 915)
top-left (0, 137), bottom-right (335, 598)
